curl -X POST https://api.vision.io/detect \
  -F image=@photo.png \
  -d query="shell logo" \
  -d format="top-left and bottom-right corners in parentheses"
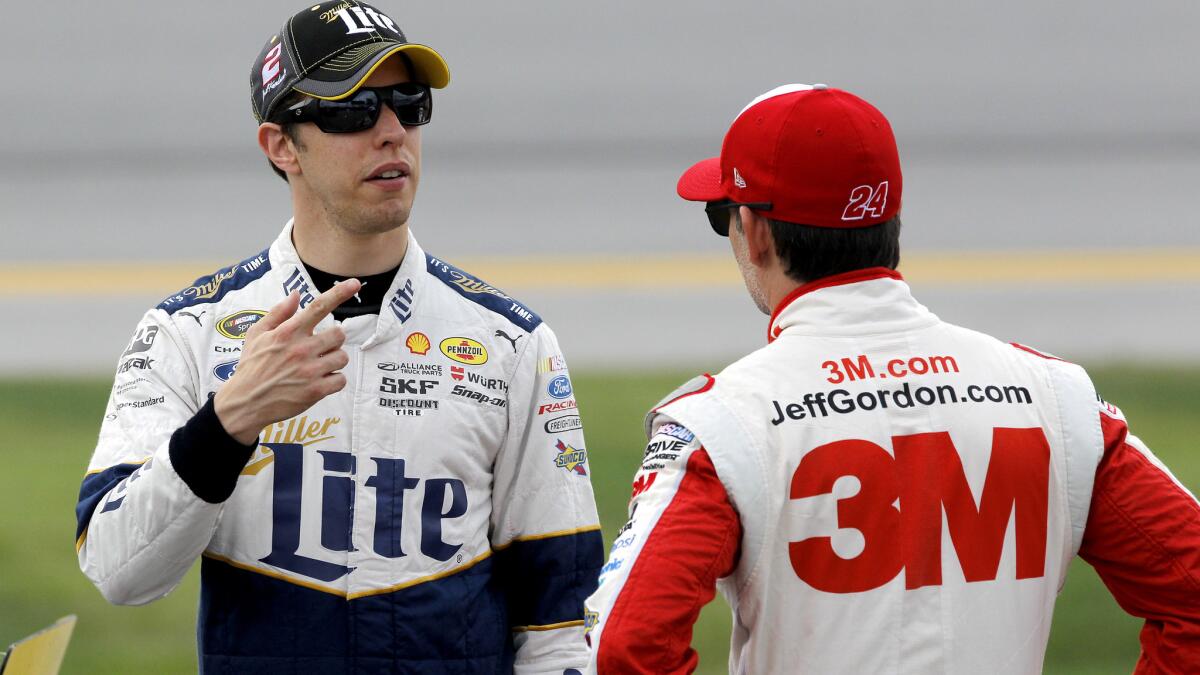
top-left (405, 332), bottom-right (431, 355)
top-left (439, 337), bottom-right (489, 365)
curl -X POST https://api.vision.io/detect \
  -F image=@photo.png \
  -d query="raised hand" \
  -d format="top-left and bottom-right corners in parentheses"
top-left (213, 279), bottom-right (362, 445)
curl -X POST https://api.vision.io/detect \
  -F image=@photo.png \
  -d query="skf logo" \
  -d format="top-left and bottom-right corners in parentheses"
top-left (380, 377), bottom-right (437, 395)
top-left (554, 439), bottom-right (588, 476)
top-left (630, 472), bottom-right (656, 501)
top-left (440, 337), bottom-right (488, 365)
top-left (450, 366), bottom-right (464, 381)
top-left (405, 332), bottom-right (431, 355)
top-left (216, 310), bottom-right (267, 340)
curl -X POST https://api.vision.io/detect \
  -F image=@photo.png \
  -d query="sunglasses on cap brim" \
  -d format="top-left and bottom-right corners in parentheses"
top-left (704, 200), bottom-right (773, 236)
top-left (273, 83), bottom-right (432, 133)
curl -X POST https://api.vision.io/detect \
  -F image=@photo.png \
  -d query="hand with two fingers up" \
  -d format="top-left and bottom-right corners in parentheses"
top-left (214, 279), bottom-right (362, 445)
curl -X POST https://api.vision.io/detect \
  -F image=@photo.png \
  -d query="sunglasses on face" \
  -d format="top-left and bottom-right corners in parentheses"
top-left (274, 83), bottom-right (432, 133)
top-left (704, 200), bottom-right (773, 236)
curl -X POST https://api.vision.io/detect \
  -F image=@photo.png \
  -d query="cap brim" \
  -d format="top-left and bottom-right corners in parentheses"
top-left (676, 157), bottom-right (725, 202)
top-left (293, 42), bottom-right (450, 101)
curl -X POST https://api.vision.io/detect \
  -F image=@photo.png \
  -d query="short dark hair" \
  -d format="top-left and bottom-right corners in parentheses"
top-left (267, 90), bottom-right (308, 183)
top-left (739, 213), bottom-right (902, 283)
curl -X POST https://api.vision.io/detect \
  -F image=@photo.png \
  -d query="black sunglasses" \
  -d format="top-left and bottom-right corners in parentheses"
top-left (273, 83), bottom-right (432, 133)
top-left (704, 200), bottom-right (773, 236)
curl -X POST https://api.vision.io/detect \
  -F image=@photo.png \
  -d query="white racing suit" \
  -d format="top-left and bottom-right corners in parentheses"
top-left (585, 268), bottom-right (1200, 674)
top-left (76, 222), bottom-right (602, 674)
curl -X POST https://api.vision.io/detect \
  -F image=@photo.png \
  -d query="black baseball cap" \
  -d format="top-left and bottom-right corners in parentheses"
top-left (251, 1), bottom-right (450, 123)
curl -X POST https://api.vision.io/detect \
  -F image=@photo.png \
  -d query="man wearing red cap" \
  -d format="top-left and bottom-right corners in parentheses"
top-left (583, 84), bottom-right (1200, 673)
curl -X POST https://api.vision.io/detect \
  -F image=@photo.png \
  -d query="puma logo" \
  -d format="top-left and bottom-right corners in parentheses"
top-left (179, 310), bottom-right (206, 325)
top-left (495, 329), bottom-right (522, 353)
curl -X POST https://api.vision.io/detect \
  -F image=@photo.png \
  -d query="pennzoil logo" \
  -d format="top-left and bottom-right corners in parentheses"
top-left (406, 332), bottom-right (431, 355)
top-left (216, 310), bottom-right (267, 340)
top-left (440, 337), bottom-right (488, 365)
top-left (554, 439), bottom-right (588, 476)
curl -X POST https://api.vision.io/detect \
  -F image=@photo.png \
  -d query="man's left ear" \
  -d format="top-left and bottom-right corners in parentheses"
top-left (740, 206), bottom-right (775, 269)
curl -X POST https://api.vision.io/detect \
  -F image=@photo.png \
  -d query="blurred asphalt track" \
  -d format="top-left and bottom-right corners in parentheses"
top-left (1, 1), bottom-right (1197, 374)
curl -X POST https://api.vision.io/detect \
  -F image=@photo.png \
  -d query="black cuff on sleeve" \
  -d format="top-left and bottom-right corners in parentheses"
top-left (169, 396), bottom-right (258, 504)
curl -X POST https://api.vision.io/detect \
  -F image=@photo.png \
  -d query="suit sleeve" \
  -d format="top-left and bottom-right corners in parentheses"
top-left (490, 323), bottom-right (604, 675)
top-left (584, 418), bottom-right (741, 675)
top-left (76, 310), bottom-right (254, 605)
top-left (1078, 402), bottom-right (1200, 673)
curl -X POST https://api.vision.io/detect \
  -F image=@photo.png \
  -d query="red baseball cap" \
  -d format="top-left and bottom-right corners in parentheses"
top-left (677, 84), bottom-right (902, 228)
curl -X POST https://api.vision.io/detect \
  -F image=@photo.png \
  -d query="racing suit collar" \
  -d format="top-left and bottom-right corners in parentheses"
top-left (767, 267), bottom-right (934, 343)
top-left (269, 220), bottom-right (425, 346)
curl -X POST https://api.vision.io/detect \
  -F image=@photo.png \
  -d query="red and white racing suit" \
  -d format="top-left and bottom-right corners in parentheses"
top-left (584, 268), bottom-right (1200, 674)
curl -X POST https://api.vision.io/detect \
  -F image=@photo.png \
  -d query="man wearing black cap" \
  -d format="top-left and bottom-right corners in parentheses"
top-left (583, 84), bottom-right (1200, 673)
top-left (75, 3), bottom-right (602, 672)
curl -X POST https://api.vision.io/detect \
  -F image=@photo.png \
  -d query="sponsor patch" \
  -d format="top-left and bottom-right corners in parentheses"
top-left (122, 325), bottom-right (158, 358)
top-left (405, 332), bottom-right (431, 355)
top-left (213, 360), bottom-right (238, 382)
top-left (554, 439), bottom-right (588, 475)
top-left (657, 423), bottom-right (695, 444)
top-left (450, 365), bottom-right (464, 381)
top-left (114, 395), bottom-right (165, 412)
top-left (118, 356), bottom-right (154, 373)
top-left (538, 399), bottom-right (577, 415)
top-left (380, 362), bottom-right (442, 376)
top-left (440, 337), bottom-right (488, 365)
top-left (544, 415), bottom-right (582, 433)
top-left (547, 375), bottom-right (573, 399)
top-left (216, 310), bottom-right (267, 340)
top-left (378, 397), bottom-right (439, 416)
top-left (537, 354), bottom-right (567, 374)
top-left (450, 384), bottom-right (506, 408)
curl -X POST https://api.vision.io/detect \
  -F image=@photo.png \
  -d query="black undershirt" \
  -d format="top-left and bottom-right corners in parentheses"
top-left (303, 261), bottom-right (400, 320)
top-left (169, 262), bottom-right (401, 503)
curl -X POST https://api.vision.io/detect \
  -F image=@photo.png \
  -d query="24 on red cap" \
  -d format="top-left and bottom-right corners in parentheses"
top-left (677, 84), bottom-right (902, 228)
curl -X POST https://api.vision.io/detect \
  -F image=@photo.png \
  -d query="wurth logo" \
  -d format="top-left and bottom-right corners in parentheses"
top-left (450, 366), bottom-right (464, 381)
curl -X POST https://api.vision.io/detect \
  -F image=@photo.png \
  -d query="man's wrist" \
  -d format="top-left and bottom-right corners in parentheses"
top-left (169, 396), bottom-right (259, 503)
top-left (213, 389), bottom-right (262, 446)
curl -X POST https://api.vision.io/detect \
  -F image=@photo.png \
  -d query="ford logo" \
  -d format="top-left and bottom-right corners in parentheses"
top-left (213, 360), bottom-right (239, 382)
top-left (548, 376), bottom-right (573, 399)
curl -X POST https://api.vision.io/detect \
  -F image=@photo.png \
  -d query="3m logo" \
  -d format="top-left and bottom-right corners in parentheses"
top-left (841, 181), bottom-right (889, 221)
top-left (788, 428), bottom-right (1050, 593)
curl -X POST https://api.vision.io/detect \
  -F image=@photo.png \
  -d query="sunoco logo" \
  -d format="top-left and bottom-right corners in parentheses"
top-left (216, 310), bottom-right (267, 340)
top-left (439, 337), bottom-right (488, 365)
top-left (544, 415), bottom-right (582, 433)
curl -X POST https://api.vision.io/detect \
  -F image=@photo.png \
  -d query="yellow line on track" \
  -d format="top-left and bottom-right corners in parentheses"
top-left (1, 249), bottom-right (1199, 297)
